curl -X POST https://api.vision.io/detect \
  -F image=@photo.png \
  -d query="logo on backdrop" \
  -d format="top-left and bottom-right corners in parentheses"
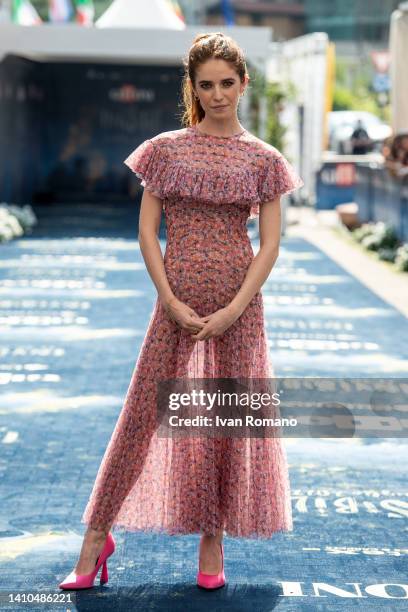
top-left (108, 85), bottom-right (155, 103)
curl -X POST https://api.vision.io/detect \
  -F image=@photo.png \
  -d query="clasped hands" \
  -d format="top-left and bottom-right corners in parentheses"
top-left (163, 296), bottom-right (241, 341)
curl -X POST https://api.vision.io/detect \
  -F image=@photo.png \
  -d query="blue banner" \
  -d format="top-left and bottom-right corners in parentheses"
top-left (221, 0), bottom-right (235, 25)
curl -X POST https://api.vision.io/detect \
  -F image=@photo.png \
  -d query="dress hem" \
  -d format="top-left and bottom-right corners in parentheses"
top-left (81, 517), bottom-right (293, 540)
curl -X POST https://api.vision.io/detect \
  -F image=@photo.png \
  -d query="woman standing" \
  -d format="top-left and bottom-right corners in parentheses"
top-left (58, 31), bottom-right (303, 591)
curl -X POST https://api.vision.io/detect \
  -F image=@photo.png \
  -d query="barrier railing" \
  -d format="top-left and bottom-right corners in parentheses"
top-left (355, 163), bottom-right (408, 242)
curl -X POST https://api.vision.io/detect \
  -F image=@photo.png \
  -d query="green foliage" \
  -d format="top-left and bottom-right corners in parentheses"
top-left (377, 248), bottom-right (397, 262)
top-left (352, 223), bottom-right (376, 243)
top-left (248, 69), bottom-right (290, 152)
top-left (335, 58), bottom-right (347, 84)
top-left (359, 222), bottom-right (399, 251)
top-left (333, 56), bottom-right (389, 121)
top-left (352, 221), bottom-right (399, 251)
top-left (395, 244), bottom-right (408, 272)
top-left (332, 86), bottom-right (355, 111)
top-left (333, 86), bottom-right (379, 115)
top-left (32, 0), bottom-right (110, 20)
top-left (265, 81), bottom-right (287, 151)
top-left (351, 221), bottom-right (407, 272)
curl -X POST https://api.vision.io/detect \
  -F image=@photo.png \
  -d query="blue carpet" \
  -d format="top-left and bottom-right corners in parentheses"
top-left (0, 203), bottom-right (407, 610)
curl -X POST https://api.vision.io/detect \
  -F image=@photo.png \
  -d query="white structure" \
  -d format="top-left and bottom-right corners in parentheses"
top-left (0, 23), bottom-right (271, 69)
top-left (268, 32), bottom-right (331, 205)
top-left (390, 2), bottom-right (408, 133)
top-left (95, 0), bottom-right (186, 30)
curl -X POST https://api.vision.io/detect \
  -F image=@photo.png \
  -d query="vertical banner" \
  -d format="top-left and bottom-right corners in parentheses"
top-left (322, 42), bottom-right (335, 151)
top-left (74, 0), bottom-right (94, 25)
top-left (12, 0), bottom-right (42, 25)
top-left (166, 0), bottom-right (185, 24)
top-left (221, 0), bottom-right (235, 26)
top-left (48, 0), bottom-right (73, 22)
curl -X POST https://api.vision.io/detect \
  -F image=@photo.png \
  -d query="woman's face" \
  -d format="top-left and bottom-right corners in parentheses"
top-left (192, 58), bottom-right (247, 120)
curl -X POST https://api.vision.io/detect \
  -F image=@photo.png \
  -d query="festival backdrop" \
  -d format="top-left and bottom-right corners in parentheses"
top-left (0, 55), bottom-right (183, 204)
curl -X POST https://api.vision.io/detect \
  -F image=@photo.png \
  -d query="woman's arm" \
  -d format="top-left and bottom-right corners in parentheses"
top-left (137, 188), bottom-right (176, 306)
top-left (138, 189), bottom-right (206, 333)
top-left (227, 195), bottom-right (281, 318)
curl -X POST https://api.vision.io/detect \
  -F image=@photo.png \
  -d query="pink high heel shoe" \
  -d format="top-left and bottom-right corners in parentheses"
top-left (58, 531), bottom-right (115, 590)
top-left (196, 539), bottom-right (226, 589)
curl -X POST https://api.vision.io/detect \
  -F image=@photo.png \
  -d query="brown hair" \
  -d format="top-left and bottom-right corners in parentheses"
top-left (180, 32), bottom-right (249, 127)
top-left (390, 133), bottom-right (408, 161)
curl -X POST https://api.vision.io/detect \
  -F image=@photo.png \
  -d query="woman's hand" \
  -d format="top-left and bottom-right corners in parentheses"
top-left (190, 305), bottom-right (241, 341)
top-left (163, 296), bottom-right (206, 334)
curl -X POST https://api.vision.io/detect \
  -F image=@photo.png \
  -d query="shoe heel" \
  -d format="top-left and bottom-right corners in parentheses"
top-left (196, 540), bottom-right (226, 590)
top-left (100, 560), bottom-right (108, 585)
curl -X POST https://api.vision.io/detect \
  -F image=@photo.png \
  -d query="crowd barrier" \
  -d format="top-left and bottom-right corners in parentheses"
top-left (355, 163), bottom-right (408, 242)
top-left (315, 153), bottom-right (408, 242)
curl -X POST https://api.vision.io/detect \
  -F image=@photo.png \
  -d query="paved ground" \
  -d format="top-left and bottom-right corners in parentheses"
top-left (286, 206), bottom-right (408, 318)
top-left (0, 202), bottom-right (407, 611)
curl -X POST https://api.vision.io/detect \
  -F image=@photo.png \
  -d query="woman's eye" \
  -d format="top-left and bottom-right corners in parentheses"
top-left (201, 82), bottom-right (234, 89)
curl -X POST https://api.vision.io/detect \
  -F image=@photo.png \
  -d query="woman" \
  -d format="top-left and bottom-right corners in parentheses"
top-left (384, 133), bottom-right (408, 178)
top-left (58, 31), bottom-right (303, 591)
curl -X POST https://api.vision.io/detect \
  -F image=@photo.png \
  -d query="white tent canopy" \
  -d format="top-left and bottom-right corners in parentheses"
top-left (0, 24), bottom-right (271, 67)
top-left (95, 0), bottom-right (186, 29)
top-left (390, 3), bottom-right (408, 133)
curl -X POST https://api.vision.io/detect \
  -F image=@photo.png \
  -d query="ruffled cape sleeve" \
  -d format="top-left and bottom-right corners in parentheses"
top-left (123, 139), bottom-right (166, 199)
top-left (250, 152), bottom-right (304, 219)
top-left (124, 135), bottom-right (304, 220)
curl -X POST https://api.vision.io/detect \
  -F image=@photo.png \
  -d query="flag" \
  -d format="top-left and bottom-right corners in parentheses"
top-left (48, 0), bottom-right (73, 22)
top-left (12, 0), bottom-right (42, 25)
top-left (166, 0), bottom-right (185, 23)
top-left (221, 0), bottom-right (235, 26)
top-left (74, 0), bottom-right (94, 25)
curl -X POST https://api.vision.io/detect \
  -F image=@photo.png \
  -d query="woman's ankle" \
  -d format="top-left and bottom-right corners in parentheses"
top-left (201, 529), bottom-right (223, 545)
top-left (86, 526), bottom-right (109, 541)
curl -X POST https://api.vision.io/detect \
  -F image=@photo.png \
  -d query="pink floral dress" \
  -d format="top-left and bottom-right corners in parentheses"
top-left (81, 125), bottom-right (304, 539)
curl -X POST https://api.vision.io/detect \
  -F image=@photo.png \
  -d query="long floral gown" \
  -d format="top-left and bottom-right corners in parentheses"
top-left (81, 124), bottom-right (304, 538)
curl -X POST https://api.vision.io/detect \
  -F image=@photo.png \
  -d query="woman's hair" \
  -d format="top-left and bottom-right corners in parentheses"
top-left (384, 133), bottom-right (408, 176)
top-left (386, 133), bottom-right (408, 163)
top-left (390, 134), bottom-right (404, 160)
top-left (180, 32), bottom-right (249, 127)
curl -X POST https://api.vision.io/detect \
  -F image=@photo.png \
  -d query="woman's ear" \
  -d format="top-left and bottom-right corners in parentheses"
top-left (242, 75), bottom-right (250, 95)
